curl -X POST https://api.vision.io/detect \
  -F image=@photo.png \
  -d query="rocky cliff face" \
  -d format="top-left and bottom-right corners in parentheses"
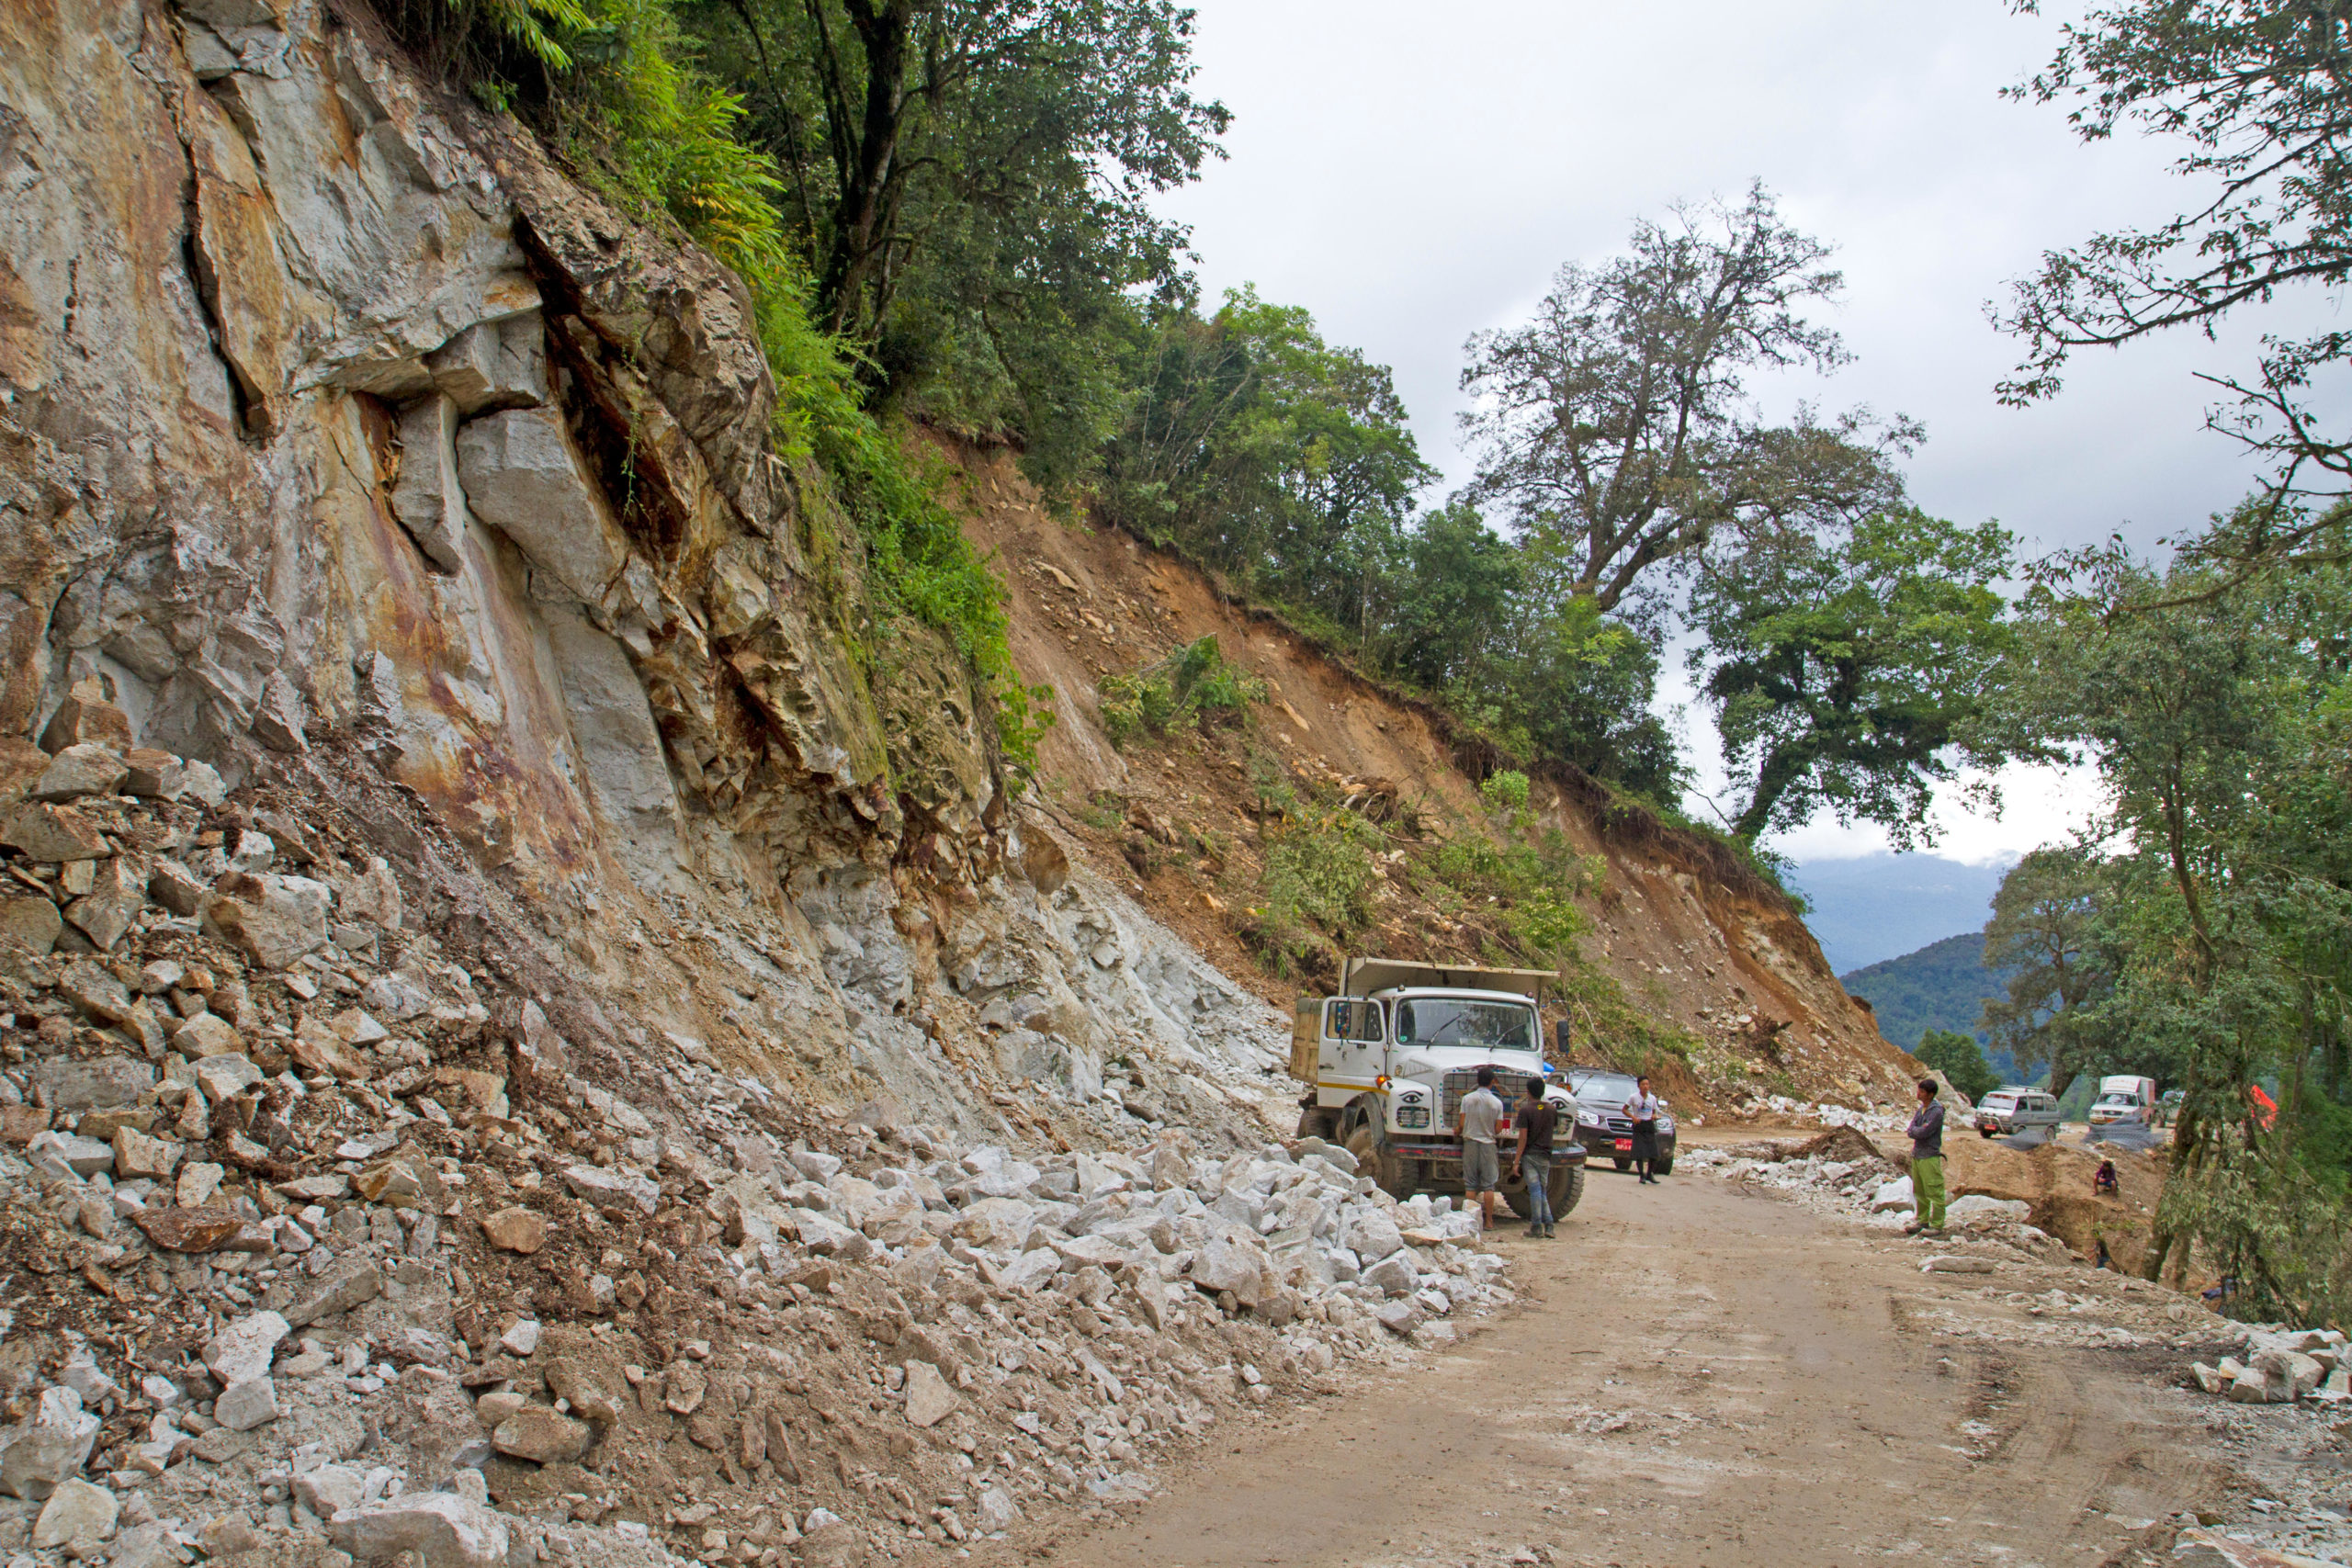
top-left (0, 0), bottom-right (1288, 1145)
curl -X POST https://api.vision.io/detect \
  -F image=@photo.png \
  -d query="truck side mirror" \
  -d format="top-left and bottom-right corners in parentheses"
top-left (1553, 1019), bottom-right (1571, 1055)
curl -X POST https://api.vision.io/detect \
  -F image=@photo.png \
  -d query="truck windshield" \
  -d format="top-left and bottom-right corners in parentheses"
top-left (1393, 999), bottom-right (1534, 1050)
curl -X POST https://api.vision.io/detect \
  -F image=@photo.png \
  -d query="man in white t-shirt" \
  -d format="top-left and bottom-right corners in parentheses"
top-left (1459, 1066), bottom-right (1505, 1233)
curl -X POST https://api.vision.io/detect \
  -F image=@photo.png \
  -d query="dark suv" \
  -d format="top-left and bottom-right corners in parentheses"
top-left (1566, 1068), bottom-right (1678, 1175)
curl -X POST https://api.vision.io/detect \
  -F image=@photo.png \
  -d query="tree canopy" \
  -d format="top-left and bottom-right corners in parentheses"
top-left (1460, 185), bottom-right (1917, 627)
top-left (2001, 0), bottom-right (2352, 570)
top-left (1689, 508), bottom-right (2018, 843)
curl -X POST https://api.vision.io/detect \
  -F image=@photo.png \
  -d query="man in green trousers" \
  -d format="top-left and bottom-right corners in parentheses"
top-left (1906, 1077), bottom-right (1948, 1235)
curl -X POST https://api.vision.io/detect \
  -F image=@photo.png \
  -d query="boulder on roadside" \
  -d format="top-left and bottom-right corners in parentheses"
top-left (39, 694), bottom-right (131, 755)
top-left (213, 1377), bottom-right (278, 1432)
top-left (2253, 1348), bottom-right (2324, 1401)
top-left (491, 1404), bottom-right (590, 1464)
top-left (1, 803), bottom-right (113, 862)
top-left (204, 1311), bottom-right (289, 1385)
top-left (288, 1019), bottom-right (369, 1080)
top-left (1362, 1252), bottom-right (1419, 1298)
top-left (112, 1125), bottom-right (181, 1180)
top-left (30, 743), bottom-right (130, 803)
top-left (1945, 1195), bottom-right (2032, 1226)
top-left (132, 1203), bottom-right (244, 1254)
top-left (560, 1164), bottom-right (658, 1215)
top-left (0, 1386), bottom-right (101, 1499)
top-left (30, 1476), bottom-right (117, 1551)
top-left (902, 1360), bottom-right (957, 1428)
top-left (25, 1130), bottom-right (113, 1180)
top-left (204, 872), bottom-right (332, 970)
top-left (0, 896), bottom-right (62, 953)
top-left (328, 1492), bottom-right (512, 1567)
top-left (479, 1207), bottom-right (547, 1254)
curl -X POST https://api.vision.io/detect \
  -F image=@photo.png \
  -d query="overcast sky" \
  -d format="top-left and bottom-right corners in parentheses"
top-left (1151, 0), bottom-right (2330, 866)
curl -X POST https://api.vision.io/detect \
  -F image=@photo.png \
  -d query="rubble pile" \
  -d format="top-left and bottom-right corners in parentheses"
top-left (0, 705), bottom-right (1516, 1567)
top-left (2189, 1327), bottom-right (2352, 1406)
top-left (1723, 1096), bottom-right (1912, 1133)
top-left (1679, 1138), bottom-right (2075, 1260)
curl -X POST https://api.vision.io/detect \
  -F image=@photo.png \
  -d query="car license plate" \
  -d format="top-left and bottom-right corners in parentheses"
top-left (1612, 1139), bottom-right (1632, 1152)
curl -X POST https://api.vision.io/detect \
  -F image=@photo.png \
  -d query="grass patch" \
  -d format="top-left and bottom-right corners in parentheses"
top-left (1099, 637), bottom-right (1267, 750)
top-left (1242, 807), bottom-right (1385, 978)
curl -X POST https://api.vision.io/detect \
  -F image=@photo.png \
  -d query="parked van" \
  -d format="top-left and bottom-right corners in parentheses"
top-left (1976, 1087), bottom-right (2064, 1138)
top-left (2089, 1075), bottom-right (2159, 1127)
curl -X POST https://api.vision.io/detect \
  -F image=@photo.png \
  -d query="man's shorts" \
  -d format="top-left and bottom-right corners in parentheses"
top-left (1463, 1138), bottom-right (1499, 1193)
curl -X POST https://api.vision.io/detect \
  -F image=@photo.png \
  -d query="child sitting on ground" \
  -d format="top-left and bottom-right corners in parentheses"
top-left (2093, 1157), bottom-right (2120, 1197)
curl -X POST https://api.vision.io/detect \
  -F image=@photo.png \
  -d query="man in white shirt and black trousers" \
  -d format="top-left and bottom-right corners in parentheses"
top-left (1623, 1076), bottom-right (1665, 1184)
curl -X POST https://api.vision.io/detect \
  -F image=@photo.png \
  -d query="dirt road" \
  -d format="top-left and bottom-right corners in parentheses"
top-left (1020, 1164), bottom-right (2225, 1568)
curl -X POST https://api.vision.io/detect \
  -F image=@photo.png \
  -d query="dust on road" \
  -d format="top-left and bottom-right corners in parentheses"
top-left (1019, 1163), bottom-right (2222, 1568)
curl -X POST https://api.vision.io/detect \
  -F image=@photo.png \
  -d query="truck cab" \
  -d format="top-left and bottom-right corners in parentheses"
top-left (1290, 957), bottom-right (1587, 1224)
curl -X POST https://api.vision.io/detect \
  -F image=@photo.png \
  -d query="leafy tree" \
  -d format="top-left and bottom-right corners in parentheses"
top-left (1916, 1027), bottom-right (2000, 1102)
top-left (1374, 502), bottom-right (1525, 694)
top-left (1458, 184), bottom-right (1917, 626)
top-left (1999, 0), bottom-right (2352, 569)
top-left (2000, 517), bottom-right (2352, 1311)
top-left (1493, 595), bottom-right (1681, 798)
top-left (1104, 288), bottom-right (1433, 631)
top-left (1687, 508), bottom-right (2018, 842)
top-left (681, 0), bottom-right (1227, 487)
top-left (1979, 846), bottom-right (2122, 1104)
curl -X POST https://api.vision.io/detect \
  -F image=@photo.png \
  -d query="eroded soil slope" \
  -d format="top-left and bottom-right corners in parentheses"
top-left (958, 450), bottom-right (1917, 1115)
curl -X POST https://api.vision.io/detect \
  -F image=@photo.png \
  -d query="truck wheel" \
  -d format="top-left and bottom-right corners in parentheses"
top-left (1553, 1161), bottom-right (1585, 1219)
top-left (1295, 1106), bottom-right (1340, 1141)
top-left (1343, 1124), bottom-right (1412, 1200)
top-left (1502, 1163), bottom-right (1581, 1221)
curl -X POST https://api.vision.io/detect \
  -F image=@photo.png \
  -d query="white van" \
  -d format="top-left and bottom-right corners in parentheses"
top-left (1975, 1087), bottom-right (2064, 1138)
top-left (2089, 1075), bottom-right (2158, 1126)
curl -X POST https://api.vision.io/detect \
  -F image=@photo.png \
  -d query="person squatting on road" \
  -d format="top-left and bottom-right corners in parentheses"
top-left (1907, 1077), bottom-right (1948, 1234)
top-left (1460, 1066), bottom-right (1505, 1233)
top-left (1623, 1075), bottom-right (1663, 1184)
top-left (1513, 1076), bottom-right (1557, 1238)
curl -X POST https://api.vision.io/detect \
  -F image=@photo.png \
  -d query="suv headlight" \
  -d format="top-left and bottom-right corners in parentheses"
top-left (1576, 1109), bottom-right (1604, 1128)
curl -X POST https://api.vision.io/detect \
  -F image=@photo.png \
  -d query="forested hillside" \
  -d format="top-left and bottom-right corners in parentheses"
top-left (1839, 933), bottom-right (2002, 1055)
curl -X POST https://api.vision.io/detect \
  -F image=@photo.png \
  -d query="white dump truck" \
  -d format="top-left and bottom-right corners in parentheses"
top-left (1289, 956), bottom-right (1586, 1223)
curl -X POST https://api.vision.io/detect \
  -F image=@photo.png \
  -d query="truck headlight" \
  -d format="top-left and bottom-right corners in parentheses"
top-left (1396, 1106), bottom-right (1430, 1130)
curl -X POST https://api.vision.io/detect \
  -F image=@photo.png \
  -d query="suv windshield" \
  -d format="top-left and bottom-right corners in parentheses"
top-left (1575, 1073), bottom-right (1643, 1105)
top-left (1393, 998), bottom-right (1535, 1050)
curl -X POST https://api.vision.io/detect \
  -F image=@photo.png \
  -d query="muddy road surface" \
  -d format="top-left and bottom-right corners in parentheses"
top-left (1020, 1164), bottom-right (2224, 1568)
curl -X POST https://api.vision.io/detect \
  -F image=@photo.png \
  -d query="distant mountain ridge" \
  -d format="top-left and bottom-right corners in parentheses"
top-left (1840, 931), bottom-right (2017, 1078)
top-left (1790, 853), bottom-right (2010, 972)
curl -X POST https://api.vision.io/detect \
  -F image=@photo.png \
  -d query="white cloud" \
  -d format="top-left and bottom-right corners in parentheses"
top-left (1158, 0), bottom-right (2313, 553)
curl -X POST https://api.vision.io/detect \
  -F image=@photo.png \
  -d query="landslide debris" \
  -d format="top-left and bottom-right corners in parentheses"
top-left (0, 708), bottom-right (1524, 1566)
